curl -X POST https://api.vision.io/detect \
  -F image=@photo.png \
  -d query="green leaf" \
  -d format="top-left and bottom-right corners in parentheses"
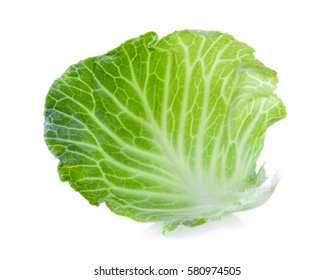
top-left (44, 30), bottom-right (286, 233)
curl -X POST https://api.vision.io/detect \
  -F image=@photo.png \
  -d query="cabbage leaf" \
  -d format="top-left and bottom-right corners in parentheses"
top-left (44, 30), bottom-right (286, 233)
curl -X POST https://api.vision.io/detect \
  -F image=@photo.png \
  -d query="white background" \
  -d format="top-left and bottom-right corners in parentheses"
top-left (1, 0), bottom-right (334, 279)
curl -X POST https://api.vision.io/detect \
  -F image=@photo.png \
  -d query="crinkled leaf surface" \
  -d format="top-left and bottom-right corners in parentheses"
top-left (44, 30), bottom-right (286, 233)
